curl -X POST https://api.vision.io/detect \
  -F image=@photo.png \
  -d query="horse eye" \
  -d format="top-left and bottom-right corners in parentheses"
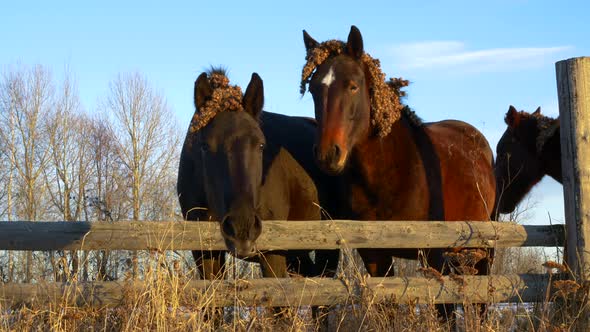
top-left (259, 143), bottom-right (265, 151)
top-left (350, 83), bottom-right (359, 93)
top-left (199, 143), bottom-right (210, 153)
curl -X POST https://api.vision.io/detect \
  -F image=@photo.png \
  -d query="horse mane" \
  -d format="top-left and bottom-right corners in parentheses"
top-left (385, 78), bottom-right (422, 128)
top-left (300, 40), bottom-right (409, 137)
top-left (189, 68), bottom-right (244, 134)
top-left (206, 66), bottom-right (229, 81)
top-left (401, 106), bottom-right (423, 128)
top-left (533, 113), bottom-right (560, 155)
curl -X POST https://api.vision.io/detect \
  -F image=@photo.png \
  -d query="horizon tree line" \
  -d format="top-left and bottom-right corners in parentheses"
top-left (0, 63), bottom-right (183, 282)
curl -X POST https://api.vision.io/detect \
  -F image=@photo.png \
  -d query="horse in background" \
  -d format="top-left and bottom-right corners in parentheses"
top-left (177, 69), bottom-right (321, 280)
top-left (494, 105), bottom-right (561, 215)
top-left (301, 25), bottom-right (497, 322)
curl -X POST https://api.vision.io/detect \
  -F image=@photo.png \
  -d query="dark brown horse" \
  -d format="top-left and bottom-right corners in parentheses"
top-left (301, 26), bottom-right (496, 320)
top-left (178, 69), bottom-right (324, 280)
top-left (494, 105), bottom-right (561, 215)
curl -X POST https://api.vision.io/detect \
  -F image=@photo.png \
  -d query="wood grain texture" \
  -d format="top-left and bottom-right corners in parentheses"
top-left (0, 274), bottom-right (555, 307)
top-left (556, 56), bottom-right (590, 331)
top-left (0, 220), bottom-right (563, 250)
top-left (557, 57), bottom-right (590, 277)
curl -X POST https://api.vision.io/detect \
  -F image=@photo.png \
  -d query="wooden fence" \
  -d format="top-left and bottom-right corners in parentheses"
top-left (0, 220), bottom-right (564, 308)
top-left (0, 56), bottom-right (587, 328)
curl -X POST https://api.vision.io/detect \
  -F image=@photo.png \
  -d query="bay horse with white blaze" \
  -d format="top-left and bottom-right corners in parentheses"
top-left (494, 105), bottom-right (561, 215)
top-left (178, 69), bottom-right (324, 280)
top-left (301, 25), bottom-right (497, 320)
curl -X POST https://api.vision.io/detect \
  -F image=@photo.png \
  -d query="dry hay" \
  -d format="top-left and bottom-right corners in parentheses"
top-left (189, 69), bottom-right (244, 133)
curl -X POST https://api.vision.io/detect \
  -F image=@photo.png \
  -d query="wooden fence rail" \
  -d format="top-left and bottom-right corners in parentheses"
top-left (0, 220), bottom-right (564, 251)
top-left (0, 274), bottom-right (558, 308)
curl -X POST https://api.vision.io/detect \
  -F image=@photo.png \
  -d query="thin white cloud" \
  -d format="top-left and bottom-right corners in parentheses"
top-left (388, 41), bottom-right (572, 72)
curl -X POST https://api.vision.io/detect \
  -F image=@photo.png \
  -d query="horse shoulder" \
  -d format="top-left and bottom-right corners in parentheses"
top-left (258, 147), bottom-right (292, 220)
top-left (276, 148), bottom-right (321, 221)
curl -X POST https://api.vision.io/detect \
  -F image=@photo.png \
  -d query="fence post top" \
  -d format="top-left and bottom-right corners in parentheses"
top-left (556, 56), bottom-right (590, 65)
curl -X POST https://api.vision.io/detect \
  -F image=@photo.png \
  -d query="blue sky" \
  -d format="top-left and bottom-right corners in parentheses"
top-left (2, 0), bottom-right (588, 226)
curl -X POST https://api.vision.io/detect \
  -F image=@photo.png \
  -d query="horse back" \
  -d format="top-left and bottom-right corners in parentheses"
top-left (260, 147), bottom-right (321, 221)
top-left (424, 120), bottom-right (496, 220)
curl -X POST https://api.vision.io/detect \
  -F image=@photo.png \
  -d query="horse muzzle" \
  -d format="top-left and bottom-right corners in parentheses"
top-left (313, 143), bottom-right (348, 175)
top-left (225, 239), bottom-right (258, 259)
top-left (221, 213), bottom-right (261, 259)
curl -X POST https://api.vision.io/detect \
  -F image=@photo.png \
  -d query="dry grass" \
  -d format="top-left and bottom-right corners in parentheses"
top-left (0, 233), bottom-right (585, 331)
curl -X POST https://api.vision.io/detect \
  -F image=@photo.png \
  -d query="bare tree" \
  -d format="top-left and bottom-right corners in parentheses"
top-left (43, 71), bottom-right (95, 280)
top-left (101, 72), bottom-right (180, 278)
top-left (103, 72), bottom-right (178, 221)
top-left (0, 65), bottom-right (53, 282)
top-left (45, 73), bottom-right (91, 221)
top-left (492, 197), bottom-right (549, 275)
top-left (0, 76), bottom-right (17, 281)
top-left (85, 113), bottom-right (131, 281)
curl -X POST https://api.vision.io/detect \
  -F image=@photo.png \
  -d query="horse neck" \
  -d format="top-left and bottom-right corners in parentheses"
top-left (350, 117), bottom-right (424, 186)
top-left (496, 152), bottom-right (545, 214)
top-left (540, 129), bottom-right (563, 183)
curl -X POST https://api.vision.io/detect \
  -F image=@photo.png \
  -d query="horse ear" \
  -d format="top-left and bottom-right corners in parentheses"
top-left (505, 105), bottom-right (521, 129)
top-left (345, 25), bottom-right (364, 59)
top-left (303, 30), bottom-right (319, 51)
top-left (194, 72), bottom-right (212, 111)
top-left (243, 73), bottom-right (264, 120)
top-left (533, 106), bottom-right (542, 115)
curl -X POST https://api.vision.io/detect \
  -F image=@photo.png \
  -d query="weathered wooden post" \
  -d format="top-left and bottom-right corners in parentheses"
top-left (556, 56), bottom-right (590, 330)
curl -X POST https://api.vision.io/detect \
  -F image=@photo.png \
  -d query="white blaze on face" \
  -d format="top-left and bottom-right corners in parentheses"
top-left (321, 66), bottom-right (335, 87)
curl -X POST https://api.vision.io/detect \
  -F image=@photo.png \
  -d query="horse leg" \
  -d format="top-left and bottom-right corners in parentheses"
top-left (259, 251), bottom-right (290, 321)
top-left (358, 249), bottom-right (394, 277)
top-left (285, 250), bottom-right (316, 276)
top-left (285, 250), bottom-right (331, 330)
top-left (473, 248), bottom-right (494, 325)
top-left (426, 248), bottom-right (455, 330)
top-left (314, 249), bottom-right (340, 277)
top-left (285, 249), bottom-right (332, 330)
top-left (192, 250), bottom-right (226, 325)
top-left (192, 250), bottom-right (226, 279)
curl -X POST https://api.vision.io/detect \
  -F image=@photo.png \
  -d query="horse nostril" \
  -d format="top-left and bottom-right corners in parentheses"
top-left (333, 144), bottom-right (341, 159)
top-left (221, 216), bottom-right (235, 238)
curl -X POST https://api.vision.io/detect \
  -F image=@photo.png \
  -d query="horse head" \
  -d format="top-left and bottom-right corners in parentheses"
top-left (193, 70), bottom-right (265, 258)
top-left (495, 105), bottom-right (547, 214)
top-left (303, 26), bottom-right (371, 174)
